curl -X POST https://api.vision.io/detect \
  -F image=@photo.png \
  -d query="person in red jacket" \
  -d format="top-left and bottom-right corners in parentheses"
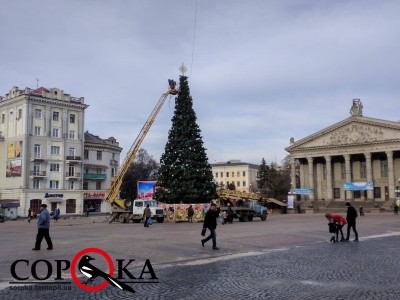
top-left (325, 212), bottom-right (347, 242)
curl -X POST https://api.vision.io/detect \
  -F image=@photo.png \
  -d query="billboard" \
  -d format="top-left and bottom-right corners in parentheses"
top-left (343, 182), bottom-right (374, 191)
top-left (137, 181), bottom-right (157, 199)
top-left (6, 159), bottom-right (22, 177)
top-left (7, 141), bottom-right (22, 159)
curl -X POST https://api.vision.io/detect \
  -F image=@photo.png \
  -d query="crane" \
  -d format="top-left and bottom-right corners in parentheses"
top-left (106, 80), bottom-right (179, 212)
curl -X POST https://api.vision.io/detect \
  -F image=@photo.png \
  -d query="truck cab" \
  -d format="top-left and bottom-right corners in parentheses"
top-left (131, 199), bottom-right (165, 223)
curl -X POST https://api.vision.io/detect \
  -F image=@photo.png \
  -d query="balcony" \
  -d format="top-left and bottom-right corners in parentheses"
top-left (66, 156), bottom-right (82, 163)
top-left (30, 171), bottom-right (46, 178)
top-left (83, 173), bottom-right (107, 180)
top-left (110, 159), bottom-right (119, 166)
top-left (65, 172), bottom-right (81, 180)
top-left (31, 153), bottom-right (46, 161)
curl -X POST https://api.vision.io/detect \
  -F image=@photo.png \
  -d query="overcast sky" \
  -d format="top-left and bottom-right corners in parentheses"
top-left (1, 0), bottom-right (399, 165)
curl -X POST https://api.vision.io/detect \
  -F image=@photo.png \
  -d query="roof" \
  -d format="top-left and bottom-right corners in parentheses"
top-left (0, 200), bottom-right (20, 208)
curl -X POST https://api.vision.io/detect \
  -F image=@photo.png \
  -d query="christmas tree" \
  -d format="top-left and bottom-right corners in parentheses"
top-left (155, 75), bottom-right (216, 203)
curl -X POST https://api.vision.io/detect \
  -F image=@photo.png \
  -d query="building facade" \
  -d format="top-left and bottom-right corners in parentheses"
top-left (83, 131), bottom-right (122, 213)
top-left (211, 160), bottom-right (258, 193)
top-left (0, 86), bottom-right (122, 217)
top-left (285, 100), bottom-right (400, 208)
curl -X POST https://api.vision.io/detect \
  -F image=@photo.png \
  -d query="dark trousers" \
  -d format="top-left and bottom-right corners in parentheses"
top-left (335, 225), bottom-right (345, 241)
top-left (35, 228), bottom-right (53, 249)
top-left (144, 216), bottom-right (150, 227)
top-left (202, 228), bottom-right (217, 248)
top-left (346, 221), bottom-right (358, 240)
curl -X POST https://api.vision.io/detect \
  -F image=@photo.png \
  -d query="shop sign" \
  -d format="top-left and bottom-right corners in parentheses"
top-left (44, 193), bottom-right (64, 198)
top-left (84, 192), bottom-right (106, 198)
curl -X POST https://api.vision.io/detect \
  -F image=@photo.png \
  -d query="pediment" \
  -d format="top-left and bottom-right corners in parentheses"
top-left (287, 116), bottom-right (400, 151)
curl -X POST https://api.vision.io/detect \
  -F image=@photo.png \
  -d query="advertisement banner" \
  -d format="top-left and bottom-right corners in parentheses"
top-left (137, 181), bottom-right (157, 199)
top-left (158, 203), bottom-right (206, 223)
top-left (343, 182), bottom-right (374, 191)
top-left (6, 159), bottom-right (22, 177)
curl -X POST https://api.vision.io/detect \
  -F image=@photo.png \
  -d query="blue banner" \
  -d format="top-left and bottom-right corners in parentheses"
top-left (343, 182), bottom-right (374, 191)
top-left (291, 188), bottom-right (314, 195)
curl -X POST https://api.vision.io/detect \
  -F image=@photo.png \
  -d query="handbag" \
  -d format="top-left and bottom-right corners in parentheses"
top-left (201, 227), bottom-right (206, 236)
top-left (147, 218), bottom-right (153, 225)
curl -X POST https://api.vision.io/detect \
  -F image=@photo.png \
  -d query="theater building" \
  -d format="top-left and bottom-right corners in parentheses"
top-left (285, 100), bottom-right (400, 210)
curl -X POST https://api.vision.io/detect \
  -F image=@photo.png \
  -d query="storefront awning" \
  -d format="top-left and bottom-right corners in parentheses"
top-left (0, 200), bottom-right (20, 208)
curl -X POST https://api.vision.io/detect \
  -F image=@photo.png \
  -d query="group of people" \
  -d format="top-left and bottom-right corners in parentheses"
top-left (326, 202), bottom-right (359, 243)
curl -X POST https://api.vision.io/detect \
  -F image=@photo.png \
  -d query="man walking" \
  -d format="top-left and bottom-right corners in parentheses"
top-left (201, 202), bottom-right (220, 250)
top-left (345, 202), bottom-right (359, 242)
top-left (143, 204), bottom-right (151, 227)
top-left (32, 204), bottom-right (53, 250)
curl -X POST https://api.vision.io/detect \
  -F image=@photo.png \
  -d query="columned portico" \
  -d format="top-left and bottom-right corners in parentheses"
top-left (285, 100), bottom-right (400, 208)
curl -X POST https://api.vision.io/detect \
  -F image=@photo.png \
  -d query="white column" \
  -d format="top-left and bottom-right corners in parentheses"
top-left (365, 153), bottom-right (373, 200)
top-left (325, 156), bottom-right (333, 201)
top-left (307, 157), bottom-right (314, 200)
top-left (290, 156), bottom-right (296, 191)
top-left (386, 151), bottom-right (395, 200)
top-left (344, 154), bottom-right (353, 200)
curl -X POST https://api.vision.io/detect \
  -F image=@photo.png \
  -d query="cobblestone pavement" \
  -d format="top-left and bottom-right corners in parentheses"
top-left (1, 213), bottom-right (399, 299)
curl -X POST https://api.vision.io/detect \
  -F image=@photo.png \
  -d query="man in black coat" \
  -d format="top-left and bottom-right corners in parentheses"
top-left (201, 203), bottom-right (220, 250)
top-left (345, 202), bottom-right (359, 242)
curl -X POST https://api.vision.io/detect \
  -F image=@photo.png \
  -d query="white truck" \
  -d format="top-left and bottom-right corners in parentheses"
top-left (110, 199), bottom-right (165, 224)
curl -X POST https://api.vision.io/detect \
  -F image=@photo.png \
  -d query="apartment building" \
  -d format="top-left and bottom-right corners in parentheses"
top-left (83, 131), bottom-right (122, 213)
top-left (211, 160), bottom-right (259, 193)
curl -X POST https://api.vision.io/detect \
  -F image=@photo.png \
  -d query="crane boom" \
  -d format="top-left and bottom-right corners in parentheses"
top-left (106, 82), bottom-right (178, 209)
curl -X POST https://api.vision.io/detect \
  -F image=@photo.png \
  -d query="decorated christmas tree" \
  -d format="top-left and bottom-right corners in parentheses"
top-left (155, 75), bottom-right (216, 203)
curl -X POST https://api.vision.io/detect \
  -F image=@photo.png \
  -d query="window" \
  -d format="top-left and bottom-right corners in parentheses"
top-left (34, 126), bottom-right (41, 136)
top-left (84, 150), bottom-right (89, 159)
top-left (18, 109), bottom-right (22, 119)
top-left (97, 151), bottom-right (102, 160)
top-left (69, 148), bottom-right (75, 156)
top-left (33, 163), bottom-right (40, 175)
top-left (69, 130), bottom-right (75, 139)
top-left (112, 153), bottom-right (115, 160)
top-left (232, 172), bottom-right (235, 177)
top-left (50, 163), bottom-right (60, 172)
top-left (68, 181), bottom-right (74, 190)
top-left (52, 128), bottom-right (59, 138)
top-left (51, 146), bottom-right (60, 155)
top-left (35, 109), bottom-right (42, 119)
top-left (215, 172), bottom-right (218, 178)
top-left (34, 144), bottom-right (41, 158)
top-left (1, 114), bottom-right (5, 123)
top-left (243, 181), bottom-right (246, 187)
top-left (226, 172), bottom-right (229, 177)
top-left (353, 190), bottom-right (361, 199)
top-left (70, 114), bottom-right (75, 123)
top-left (220, 172), bottom-right (223, 178)
top-left (243, 171), bottom-right (246, 176)
top-left (381, 160), bottom-right (388, 177)
top-left (68, 165), bottom-right (75, 176)
top-left (50, 180), bottom-right (59, 189)
top-left (83, 182), bottom-right (88, 190)
top-left (360, 161), bottom-right (366, 179)
top-left (334, 188), bottom-right (340, 199)
top-left (96, 181), bottom-right (102, 190)
top-left (111, 168), bottom-right (116, 177)
top-left (66, 199), bottom-right (76, 214)
top-left (237, 181), bottom-right (240, 187)
top-left (96, 168), bottom-right (102, 174)
top-left (33, 180), bottom-right (40, 189)
top-left (237, 171), bottom-right (240, 177)
top-left (53, 111), bottom-right (59, 121)
top-left (374, 187), bottom-right (381, 198)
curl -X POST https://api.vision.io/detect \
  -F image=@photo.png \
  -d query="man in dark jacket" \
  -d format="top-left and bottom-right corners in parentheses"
top-left (345, 202), bottom-right (359, 242)
top-left (32, 204), bottom-right (53, 250)
top-left (201, 203), bottom-right (220, 250)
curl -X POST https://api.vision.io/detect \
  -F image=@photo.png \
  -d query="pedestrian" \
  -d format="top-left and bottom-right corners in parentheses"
top-left (28, 208), bottom-right (32, 223)
top-left (201, 202), bottom-right (220, 250)
top-left (297, 202), bottom-right (301, 214)
top-left (227, 203), bottom-right (233, 223)
top-left (32, 204), bottom-right (53, 250)
top-left (187, 205), bottom-right (194, 223)
top-left (325, 212), bottom-right (347, 242)
top-left (53, 207), bottom-right (60, 222)
top-left (394, 203), bottom-right (399, 215)
top-left (143, 204), bottom-right (151, 227)
top-left (222, 210), bottom-right (227, 224)
top-left (345, 202), bottom-right (359, 242)
top-left (359, 206), bottom-right (364, 216)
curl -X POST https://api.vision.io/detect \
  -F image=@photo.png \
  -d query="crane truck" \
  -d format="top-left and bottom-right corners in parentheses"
top-left (216, 189), bottom-right (268, 222)
top-left (107, 80), bottom-right (179, 224)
